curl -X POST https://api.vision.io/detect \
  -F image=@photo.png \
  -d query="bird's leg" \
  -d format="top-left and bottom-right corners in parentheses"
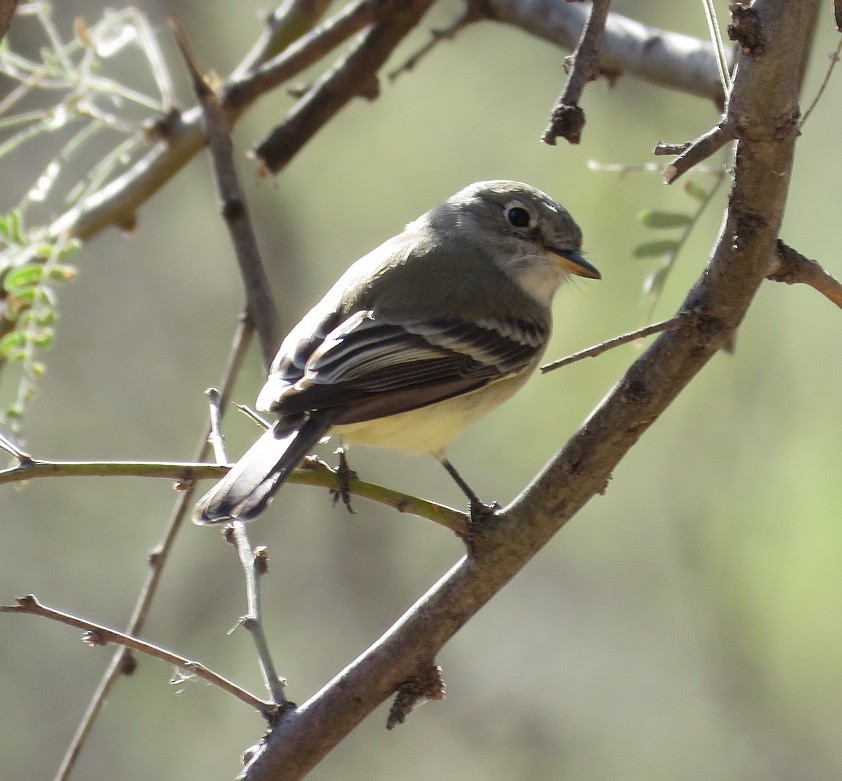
top-left (437, 456), bottom-right (500, 550)
top-left (331, 442), bottom-right (356, 514)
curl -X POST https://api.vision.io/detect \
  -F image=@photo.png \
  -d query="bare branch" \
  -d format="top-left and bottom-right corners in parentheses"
top-left (657, 121), bottom-right (736, 184)
top-left (204, 389), bottom-right (288, 705)
top-left (171, 20), bottom-right (281, 368)
top-left (540, 315), bottom-right (686, 373)
top-left (253, 0), bottom-right (438, 173)
top-left (387, 0), bottom-right (485, 80)
top-left (0, 0), bottom-right (18, 43)
top-left (482, 0), bottom-right (727, 102)
top-left (54, 318), bottom-right (256, 781)
top-left (0, 595), bottom-right (278, 718)
top-left (34, 0), bottom-right (726, 245)
top-left (0, 456), bottom-right (468, 536)
top-left (767, 240), bottom-right (842, 310)
top-left (49, 0), bottom-right (375, 243)
top-left (540, 0), bottom-right (612, 146)
top-left (0, 428), bottom-right (31, 462)
top-left (225, 524), bottom-right (289, 705)
top-left (239, 3), bottom-right (820, 778)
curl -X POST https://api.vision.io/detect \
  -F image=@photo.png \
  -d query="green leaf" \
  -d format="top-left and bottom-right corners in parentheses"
top-left (633, 240), bottom-right (681, 259)
top-left (0, 209), bottom-right (26, 245)
top-left (47, 263), bottom-right (78, 281)
top-left (4, 403), bottom-right (24, 419)
top-left (639, 211), bottom-right (692, 229)
top-left (3, 264), bottom-right (43, 292)
top-left (0, 331), bottom-right (25, 356)
top-left (34, 309), bottom-right (57, 326)
top-left (683, 180), bottom-right (709, 201)
top-left (28, 329), bottom-right (54, 349)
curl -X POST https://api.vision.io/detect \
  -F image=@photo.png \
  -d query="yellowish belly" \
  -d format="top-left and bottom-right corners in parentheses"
top-left (332, 373), bottom-right (531, 455)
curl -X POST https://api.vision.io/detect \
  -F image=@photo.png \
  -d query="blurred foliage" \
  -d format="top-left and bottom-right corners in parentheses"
top-left (0, 2), bottom-right (173, 428)
top-left (1, 2), bottom-right (842, 781)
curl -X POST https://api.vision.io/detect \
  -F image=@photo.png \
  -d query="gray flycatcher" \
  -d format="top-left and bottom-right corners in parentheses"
top-left (194, 180), bottom-right (600, 525)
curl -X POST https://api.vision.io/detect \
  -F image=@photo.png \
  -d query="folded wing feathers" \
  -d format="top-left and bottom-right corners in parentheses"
top-left (261, 311), bottom-right (549, 414)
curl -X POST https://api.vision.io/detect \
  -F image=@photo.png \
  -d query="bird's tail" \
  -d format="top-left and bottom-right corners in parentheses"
top-left (193, 414), bottom-right (334, 525)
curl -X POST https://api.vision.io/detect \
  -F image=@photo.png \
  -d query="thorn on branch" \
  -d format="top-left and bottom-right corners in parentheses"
top-left (387, 665), bottom-right (446, 730)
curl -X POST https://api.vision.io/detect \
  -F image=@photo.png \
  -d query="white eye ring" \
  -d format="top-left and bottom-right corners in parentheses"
top-left (505, 202), bottom-right (532, 228)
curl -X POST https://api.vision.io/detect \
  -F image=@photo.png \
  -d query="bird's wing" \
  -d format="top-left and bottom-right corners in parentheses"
top-left (266, 310), bottom-right (549, 423)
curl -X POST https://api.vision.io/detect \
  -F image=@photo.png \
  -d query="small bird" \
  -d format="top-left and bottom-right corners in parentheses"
top-left (194, 180), bottom-right (600, 525)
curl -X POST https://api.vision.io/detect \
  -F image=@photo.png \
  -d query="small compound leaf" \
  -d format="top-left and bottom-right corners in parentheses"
top-left (639, 211), bottom-right (692, 229)
top-left (633, 240), bottom-right (681, 259)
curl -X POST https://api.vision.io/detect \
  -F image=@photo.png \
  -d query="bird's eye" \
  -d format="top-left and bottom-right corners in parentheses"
top-left (506, 206), bottom-right (531, 228)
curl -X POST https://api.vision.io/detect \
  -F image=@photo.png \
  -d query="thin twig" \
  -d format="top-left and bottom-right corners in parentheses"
top-left (55, 318), bottom-right (255, 781)
top-left (540, 315), bottom-right (686, 373)
top-left (170, 20), bottom-right (281, 369)
top-left (540, 0), bottom-right (612, 145)
top-left (800, 35), bottom-right (842, 127)
top-left (236, 404), bottom-right (272, 430)
top-left (0, 456), bottom-right (469, 536)
top-left (231, 0), bottom-right (333, 80)
top-left (253, 0), bottom-right (438, 173)
top-left (0, 595), bottom-right (277, 718)
top-left (656, 121), bottom-right (736, 184)
top-left (386, 0), bottom-right (484, 81)
top-left (27, 1), bottom-right (729, 248)
top-left (224, 0), bottom-right (379, 108)
top-left (205, 390), bottom-right (288, 705)
top-left (701, 0), bottom-right (731, 94)
top-left (767, 240), bottom-right (842, 310)
top-left (227, 523), bottom-right (289, 704)
top-left (205, 388), bottom-right (228, 464)
top-left (0, 428), bottom-right (31, 462)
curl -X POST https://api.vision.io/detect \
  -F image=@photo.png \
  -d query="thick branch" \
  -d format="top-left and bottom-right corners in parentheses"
top-left (43, 1), bottom-right (724, 243)
top-left (0, 0), bottom-right (18, 43)
top-left (240, 2), bottom-right (819, 778)
top-left (483, 0), bottom-right (727, 102)
top-left (253, 0), bottom-right (438, 173)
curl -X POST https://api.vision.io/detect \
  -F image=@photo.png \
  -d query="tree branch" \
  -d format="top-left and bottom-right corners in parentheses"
top-left (253, 0), bottom-right (438, 173)
top-left (42, 0), bottom-right (725, 244)
top-left (239, 2), bottom-right (819, 778)
top-left (482, 0), bottom-right (728, 103)
top-left (171, 20), bottom-right (281, 369)
top-left (0, 595), bottom-right (278, 718)
top-left (540, 0), bottom-right (612, 145)
top-left (0, 0), bottom-right (18, 44)
top-left (767, 240), bottom-right (842, 310)
top-left (0, 457), bottom-right (468, 536)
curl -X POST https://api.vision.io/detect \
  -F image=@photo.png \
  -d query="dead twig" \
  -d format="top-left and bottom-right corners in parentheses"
top-left (541, 0), bottom-right (612, 145)
top-left (1, 595), bottom-right (278, 719)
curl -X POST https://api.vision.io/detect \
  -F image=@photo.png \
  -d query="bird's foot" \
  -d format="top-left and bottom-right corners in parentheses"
top-left (330, 446), bottom-right (357, 514)
top-left (464, 499), bottom-right (501, 556)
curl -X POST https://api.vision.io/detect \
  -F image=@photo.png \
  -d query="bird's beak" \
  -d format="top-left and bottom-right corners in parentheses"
top-left (549, 247), bottom-right (601, 280)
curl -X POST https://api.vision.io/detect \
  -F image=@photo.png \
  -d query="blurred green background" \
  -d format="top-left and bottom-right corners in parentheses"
top-left (2, 1), bottom-right (841, 779)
